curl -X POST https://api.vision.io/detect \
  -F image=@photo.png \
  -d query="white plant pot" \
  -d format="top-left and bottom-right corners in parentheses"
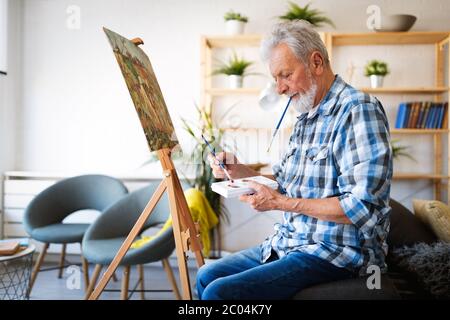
top-left (225, 20), bottom-right (245, 35)
top-left (370, 75), bottom-right (384, 88)
top-left (228, 75), bottom-right (243, 89)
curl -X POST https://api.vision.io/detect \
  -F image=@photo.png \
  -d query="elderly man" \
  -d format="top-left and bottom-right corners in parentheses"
top-left (196, 20), bottom-right (393, 300)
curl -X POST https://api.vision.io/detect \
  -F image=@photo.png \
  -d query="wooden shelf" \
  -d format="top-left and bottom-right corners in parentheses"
top-left (203, 32), bottom-right (450, 49)
top-left (360, 87), bottom-right (449, 94)
top-left (331, 32), bottom-right (450, 46)
top-left (390, 129), bottom-right (449, 134)
top-left (393, 173), bottom-right (449, 180)
top-left (204, 34), bottom-right (262, 48)
top-left (359, 87), bottom-right (450, 94)
top-left (207, 87), bottom-right (449, 96)
top-left (206, 88), bottom-right (261, 96)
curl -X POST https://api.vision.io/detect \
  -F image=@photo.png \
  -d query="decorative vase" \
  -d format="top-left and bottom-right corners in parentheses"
top-left (225, 20), bottom-right (245, 35)
top-left (370, 75), bottom-right (384, 88)
top-left (228, 75), bottom-right (243, 88)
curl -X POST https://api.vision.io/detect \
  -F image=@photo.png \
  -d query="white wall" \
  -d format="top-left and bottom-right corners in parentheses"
top-left (3, 0), bottom-right (450, 249)
top-left (1, 0), bottom-right (22, 201)
top-left (12, 0), bottom-right (450, 174)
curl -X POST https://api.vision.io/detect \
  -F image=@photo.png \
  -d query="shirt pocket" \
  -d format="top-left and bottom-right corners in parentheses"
top-left (305, 145), bottom-right (329, 163)
top-left (303, 144), bottom-right (330, 191)
top-left (284, 143), bottom-right (300, 165)
top-left (282, 143), bottom-right (302, 184)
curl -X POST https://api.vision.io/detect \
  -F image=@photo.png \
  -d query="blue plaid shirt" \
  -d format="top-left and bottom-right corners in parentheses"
top-left (261, 75), bottom-right (393, 275)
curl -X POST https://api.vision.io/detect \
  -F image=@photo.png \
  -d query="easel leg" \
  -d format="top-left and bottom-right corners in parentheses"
top-left (84, 264), bottom-right (102, 300)
top-left (87, 179), bottom-right (167, 300)
top-left (166, 175), bottom-right (192, 299)
top-left (172, 177), bottom-right (205, 267)
top-left (166, 172), bottom-right (205, 299)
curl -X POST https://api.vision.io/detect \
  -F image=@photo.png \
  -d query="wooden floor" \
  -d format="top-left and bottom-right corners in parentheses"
top-left (28, 258), bottom-right (199, 300)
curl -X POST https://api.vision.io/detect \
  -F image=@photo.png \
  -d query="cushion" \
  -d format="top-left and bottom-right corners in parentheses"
top-left (412, 199), bottom-right (450, 242)
top-left (387, 199), bottom-right (437, 249)
top-left (31, 223), bottom-right (89, 243)
top-left (293, 274), bottom-right (400, 300)
top-left (391, 242), bottom-right (450, 299)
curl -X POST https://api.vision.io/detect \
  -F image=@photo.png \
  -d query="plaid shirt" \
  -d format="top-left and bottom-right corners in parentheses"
top-left (261, 75), bottom-right (393, 275)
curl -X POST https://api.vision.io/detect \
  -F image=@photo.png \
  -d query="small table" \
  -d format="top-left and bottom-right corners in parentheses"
top-left (0, 244), bottom-right (35, 300)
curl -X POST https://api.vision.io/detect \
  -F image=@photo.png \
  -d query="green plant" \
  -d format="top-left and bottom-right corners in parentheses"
top-left (279, 1), bottom-right (335, 28)
top-left (181, 107), bottom-right (226, 224)
top-left (391, 139), bottom-right (416, 161)
top-left (365, 60), bottom-right (389, 76)
top-left (180, 104), bottom-right (240, 256)
top-left (224, 10), bottom-right (248, 23)
top-left (212, 52), bottom-right (254, 76)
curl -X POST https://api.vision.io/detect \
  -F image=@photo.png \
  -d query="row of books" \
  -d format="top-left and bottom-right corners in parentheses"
top-left (394, 101), bottom-right (448, 129)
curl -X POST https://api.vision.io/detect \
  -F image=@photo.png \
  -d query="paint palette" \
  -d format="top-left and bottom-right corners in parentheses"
top-left (211, 176), bottom-right (279, 198)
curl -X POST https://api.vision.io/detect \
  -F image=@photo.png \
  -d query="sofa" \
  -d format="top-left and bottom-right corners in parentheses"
top-left (293, 199), bottom-right (439, 300)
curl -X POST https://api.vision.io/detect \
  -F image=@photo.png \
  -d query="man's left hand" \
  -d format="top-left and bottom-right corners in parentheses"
top-left (239, 181), bottom-right (284, 212)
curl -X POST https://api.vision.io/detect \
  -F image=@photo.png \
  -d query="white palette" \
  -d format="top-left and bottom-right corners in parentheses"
top-left (211, 176), bottom-right (279, 198)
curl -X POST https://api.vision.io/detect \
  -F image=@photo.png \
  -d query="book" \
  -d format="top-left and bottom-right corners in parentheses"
top-left (0, 240), bottom-right (20, 255)
top-left (395, 102), bottom-right (406, 129)
top-left (211, 176), bottom-right (279, 198)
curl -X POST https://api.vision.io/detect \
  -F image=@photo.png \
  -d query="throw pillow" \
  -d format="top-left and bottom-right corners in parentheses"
top-left (392, 242), bottom-right (450, 299)
top-left (412, 199), bottom-right (450, 242)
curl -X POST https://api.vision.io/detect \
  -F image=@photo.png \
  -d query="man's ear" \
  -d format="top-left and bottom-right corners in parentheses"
top-left (309, 51), bottom-right (324, 76)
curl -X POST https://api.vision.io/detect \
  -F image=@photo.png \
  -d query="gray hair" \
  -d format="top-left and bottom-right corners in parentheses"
top-left (260, 20), bottom-right (329, 65)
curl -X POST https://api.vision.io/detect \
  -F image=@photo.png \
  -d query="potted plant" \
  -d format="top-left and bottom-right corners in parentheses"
top-left (181, 105), bottom-right (240, 257)
top-left (365, 59), bottom-right (389, 88)
top-left (279, 1), bottom-right (335, 28)
top-left (224, 10), bottom-right (248, 35)
top-left (213, 52), bottom-right (254, 89)
top-left (391, 139), bottom-right (416, 161)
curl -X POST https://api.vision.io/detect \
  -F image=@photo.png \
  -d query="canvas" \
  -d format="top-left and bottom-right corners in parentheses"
top-left (104, 28), bottom-right (178, 151)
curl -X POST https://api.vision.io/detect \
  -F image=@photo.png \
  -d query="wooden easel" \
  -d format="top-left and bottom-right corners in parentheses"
top-left (88, 148), bottom-right (205, 300)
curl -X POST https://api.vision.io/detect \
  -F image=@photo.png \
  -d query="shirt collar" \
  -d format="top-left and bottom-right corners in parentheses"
top-left (297, 74), bottom-right (346, 121)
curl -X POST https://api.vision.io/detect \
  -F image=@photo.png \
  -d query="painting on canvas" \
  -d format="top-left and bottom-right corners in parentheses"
top-left (104, 27), bottom-right (178, 151)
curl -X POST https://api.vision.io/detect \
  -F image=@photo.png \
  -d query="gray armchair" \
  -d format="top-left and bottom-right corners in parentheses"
top-left (23, 174), bottom-right (128, 296)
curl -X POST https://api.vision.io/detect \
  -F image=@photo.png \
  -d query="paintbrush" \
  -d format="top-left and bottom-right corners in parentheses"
top-left (201, 134), bottom-right (234, 183)
top-left (267, 95), bottom-right (294, 153)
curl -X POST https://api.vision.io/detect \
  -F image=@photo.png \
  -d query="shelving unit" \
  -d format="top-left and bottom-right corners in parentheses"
top-left (200, 31), bottom-right (450, 201)
top-left (325, 31), bottom-right (450, 201)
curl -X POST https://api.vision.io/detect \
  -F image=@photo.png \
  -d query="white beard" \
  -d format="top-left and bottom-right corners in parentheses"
top-left (290, 81), bottom-right (318, 114)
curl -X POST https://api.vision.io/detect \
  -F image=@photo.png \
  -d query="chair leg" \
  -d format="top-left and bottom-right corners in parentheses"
top-left (84, 264), bottom-right (102, 300)
top-left (27, 243), bottom-right (49, 297)
top-left (81, 255), bottom-right (89, 292)
top-left (58, 244), bottom-right (67, 278)
top-left (121, 266), bottom-right (130, 300)
top-left (138, 265), bottom-right (145, 300)
top-left (162, 258), bottom-right (181, 300)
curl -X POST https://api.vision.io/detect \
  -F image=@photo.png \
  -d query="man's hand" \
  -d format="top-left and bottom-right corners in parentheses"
top-left (208, 152), bottom-right (258, 180)
top-left (239, 181), bottom-right (284, 212)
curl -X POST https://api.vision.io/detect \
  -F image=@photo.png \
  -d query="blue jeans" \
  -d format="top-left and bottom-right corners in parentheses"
top-left (196, 246), bottom-right (356, 300)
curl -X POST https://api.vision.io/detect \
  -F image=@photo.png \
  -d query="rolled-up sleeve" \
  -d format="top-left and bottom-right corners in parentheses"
top-left (334, 102), bottom-right (393, 237)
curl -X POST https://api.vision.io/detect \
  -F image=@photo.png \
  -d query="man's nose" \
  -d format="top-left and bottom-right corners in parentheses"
top-left (276, 81), bottom-right (288, 95)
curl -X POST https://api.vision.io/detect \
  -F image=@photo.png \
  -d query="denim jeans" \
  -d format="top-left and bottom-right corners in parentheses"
top-left (196, 246), bottom-right (356, 300)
